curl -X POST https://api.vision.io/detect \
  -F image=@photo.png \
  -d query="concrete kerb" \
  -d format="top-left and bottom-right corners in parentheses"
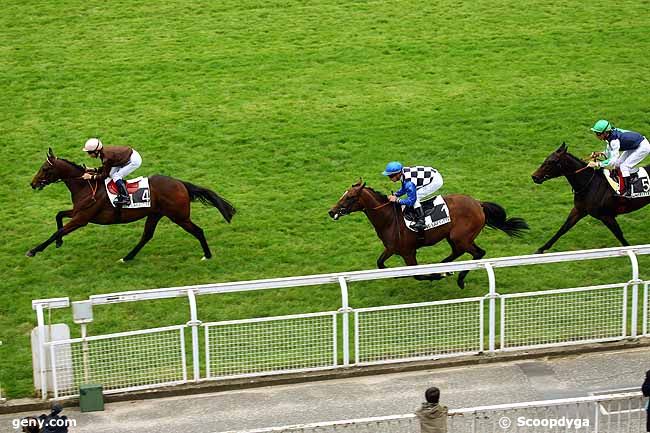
top-left (2, 337), bottom-right (649, 415)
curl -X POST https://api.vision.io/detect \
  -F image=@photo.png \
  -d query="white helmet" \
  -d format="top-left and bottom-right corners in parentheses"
top-left (83, 138), bottom-right (103, 152)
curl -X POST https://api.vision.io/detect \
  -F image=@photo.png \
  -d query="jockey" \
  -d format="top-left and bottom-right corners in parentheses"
top-left (81, 138), bottom-right (142, 206)
top-left (383, 161), bottom-right (444, 232)
top-left (588, 120), bottom-right (650, 197)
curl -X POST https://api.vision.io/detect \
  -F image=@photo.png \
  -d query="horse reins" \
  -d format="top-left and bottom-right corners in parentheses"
top-left (369, 201), bottom-right (393, 211)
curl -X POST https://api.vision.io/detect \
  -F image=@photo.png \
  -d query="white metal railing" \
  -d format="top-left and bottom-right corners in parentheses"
top-left (203, 312), bottom-right (338, 379)
top-left (46, 325), bottom-right (188, 398)
top-left (354, 297), bottom-right (484, 364)
top-left (500, 283), bottom-right (628, 351)
top-left (31, 245), bottom-right (650, 399)
top-left (214, 392), bottom-right (647, 433)
top-left (642, 282), bottom-right (650, 337)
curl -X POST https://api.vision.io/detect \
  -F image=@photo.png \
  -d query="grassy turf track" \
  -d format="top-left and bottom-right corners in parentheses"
top-left (1, 0), bottom-right (650, 397)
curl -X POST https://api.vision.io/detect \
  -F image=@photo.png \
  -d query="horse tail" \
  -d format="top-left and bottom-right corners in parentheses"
top-left (480, 202), bottom-right (529, 238)
top-left (182, 181), bottom-right (236, 223)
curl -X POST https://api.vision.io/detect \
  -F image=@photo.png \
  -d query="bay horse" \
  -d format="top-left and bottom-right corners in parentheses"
top-left (28, 148), bottom-right (236, 261)
top-left (328, 181), bottom-right (528, 288)
top-left (531, 142), bottom-right (650, 253)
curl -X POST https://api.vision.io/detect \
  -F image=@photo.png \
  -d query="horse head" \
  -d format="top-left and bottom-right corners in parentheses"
top-left (329, 180), bottom-right (392, 220)
top-left (328, 179), bottom-right (368, 220)
top-left (30, 148), bottom-right (85, 190)
top-left (531, 142), bottom-right (583, 184)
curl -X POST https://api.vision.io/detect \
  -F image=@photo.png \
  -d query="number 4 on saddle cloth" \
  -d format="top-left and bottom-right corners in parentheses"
top-left (603, 167), bottom-right (650, 198)
top-left (105, 177), bottom-right (151, 208)
top-left (402, 195), bottom-right (451, 232)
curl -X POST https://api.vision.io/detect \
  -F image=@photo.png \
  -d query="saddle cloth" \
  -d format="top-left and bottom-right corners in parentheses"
top-left (104, 177), bottom-right (151, 208)
top-left (604, 167), bottom-right (650, 198)
top-left (402, 195), bottom-right (451, 232)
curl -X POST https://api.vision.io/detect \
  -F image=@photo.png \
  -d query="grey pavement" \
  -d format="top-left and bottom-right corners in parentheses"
top-left (1, 346), bottom-right (648, 433)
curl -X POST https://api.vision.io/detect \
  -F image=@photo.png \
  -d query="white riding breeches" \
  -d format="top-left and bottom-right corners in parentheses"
top-left (414, 172), bottom-right (444, 208)
top-left (615, 138), bottom-right (650, 177)
top-left (109, 150), bottom-right (142, 181)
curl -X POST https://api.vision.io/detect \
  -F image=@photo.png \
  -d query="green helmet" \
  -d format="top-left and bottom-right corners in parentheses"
top-left (591, 119), bottom-right (612, 133)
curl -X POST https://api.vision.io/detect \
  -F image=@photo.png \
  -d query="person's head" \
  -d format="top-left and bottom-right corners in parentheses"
top-left (591, 119), bottom-right (612, 140)
top-left (646, 369), bottom-right (650, 378)
top-left (50, 403), bottom-right (63, 415)
top-left (425, 386), bottom-right (440, 404)
top-left (382, 161), bottom-right (403, 182)
top-left (82, 138), bottom-right (103, 158)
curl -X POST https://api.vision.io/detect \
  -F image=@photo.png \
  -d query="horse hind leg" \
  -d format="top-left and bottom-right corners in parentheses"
top-left (122, 214), bottom-right (163, 261)
top-left (174, 218), bottom-right (212, 260)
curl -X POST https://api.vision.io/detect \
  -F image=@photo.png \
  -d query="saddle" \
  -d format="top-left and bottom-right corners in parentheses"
top-left (106, 179), bottom-right (141, 195)
top-left (103, 177), bottom-right (151, 209)
top-left (402, 196), bottom-right (451, 232)
top-left (603, 167), bottom-right (650, 198)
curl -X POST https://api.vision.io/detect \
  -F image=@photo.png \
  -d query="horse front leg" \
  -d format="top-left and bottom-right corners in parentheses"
top-left (376, 248), bottom-right (394, 269)
top-left (55, 210), bottom-right (73, 248)
top-left (26, 219), bottom-right (87, 257)
top-left (401, 252), bottom-right (437, 281)
top-left (599, 215), bottom-right (630, 246)
top-left (535, 207), bottom-right (586, 254)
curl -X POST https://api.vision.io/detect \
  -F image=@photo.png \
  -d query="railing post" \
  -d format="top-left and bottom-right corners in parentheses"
top-left (643, 283), bottom-right (650, 335)
top-left (484, 263), bottom-right (497, 353)
top-left (626, 251), bottom-right (639, 338)
top-left (186, 290), bottom-right (201, 381)
top-left (338, 276), bottom-right (350, 366)
top-left (36, 304), bottom-right (48, 400)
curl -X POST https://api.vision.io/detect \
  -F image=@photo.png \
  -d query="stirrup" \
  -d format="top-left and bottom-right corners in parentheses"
top-left (114, 195), bottom-right (131, 205)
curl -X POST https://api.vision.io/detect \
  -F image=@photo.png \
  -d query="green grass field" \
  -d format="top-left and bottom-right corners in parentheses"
top-left (2, 0), bottom-right (650, 398)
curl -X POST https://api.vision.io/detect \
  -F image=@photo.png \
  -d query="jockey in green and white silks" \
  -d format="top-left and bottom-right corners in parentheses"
top-left (588, 120), bottom-right (650, 197)
top-left (383, 161), bottom-right (444, 231)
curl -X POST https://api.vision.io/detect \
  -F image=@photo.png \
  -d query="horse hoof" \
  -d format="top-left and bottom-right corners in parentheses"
top-left (55, 242), bottom-right (63, 249)
top-left (26, 250), bottom-right (35, 257)
top-left (534, 249), bottom-right (544, 254)
top-left (118, 258), bottom-right (126, 263)
top-left (201, 256), bottom-right (211, 261)
top-left (457, 280), bottom-right (465, 289)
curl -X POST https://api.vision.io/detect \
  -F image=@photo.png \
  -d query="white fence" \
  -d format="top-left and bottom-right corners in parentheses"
top-left (31, 245), bottom-right (650, 399)
top-left (215, 392), bottom-right (647, 433)
top-left (500, 283), bottom-right (629, 351)
top-left (354, 297), bottom-right (484, 364)
top-left (204, 312), bottom-right (338, 379)
top-left (46, 325), bottom-right (187, 398)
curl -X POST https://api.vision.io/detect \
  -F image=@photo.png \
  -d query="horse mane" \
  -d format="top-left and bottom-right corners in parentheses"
top-left (563, 150), bottom-right (586, 167)
top-left (363, 185), bottom-right (389, 201)
top-left (57, 157), bottom-right (86, 172)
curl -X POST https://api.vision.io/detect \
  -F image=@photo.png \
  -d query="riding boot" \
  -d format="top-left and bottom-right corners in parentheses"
top-left (621, 176), bottom-right (633, 197)
top-left (114, 179), bottom-right (131, 206)
top-left (412, 206), bottom-right (426, 232)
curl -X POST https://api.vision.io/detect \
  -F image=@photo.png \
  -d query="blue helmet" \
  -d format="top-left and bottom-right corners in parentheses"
top-left (382, 161), bottom-right (403, 176)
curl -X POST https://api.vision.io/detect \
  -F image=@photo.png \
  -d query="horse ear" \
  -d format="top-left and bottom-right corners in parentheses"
top-left (47, 148), bottom-right (55, 158)
top-left (557, 142), bottom-right (567, 153)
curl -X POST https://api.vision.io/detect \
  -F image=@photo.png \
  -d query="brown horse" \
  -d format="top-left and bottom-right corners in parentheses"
top-left (328, 181), bottom-right (528, 288)
top-left (28, 148), bottom-right (236, 261)
top-left (531, 142), bottom-right (650, 252)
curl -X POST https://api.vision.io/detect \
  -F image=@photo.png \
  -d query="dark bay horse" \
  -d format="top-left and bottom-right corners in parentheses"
top-left (28, 148), bottom-right (236, 260)
top-left (328, 181), bottom-right (528, 288)
top-left (531, 143), bottom-right (650, 253)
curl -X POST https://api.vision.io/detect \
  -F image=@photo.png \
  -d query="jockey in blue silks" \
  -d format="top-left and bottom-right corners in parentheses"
top-left (383, 161), bottom-right (444, 232)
